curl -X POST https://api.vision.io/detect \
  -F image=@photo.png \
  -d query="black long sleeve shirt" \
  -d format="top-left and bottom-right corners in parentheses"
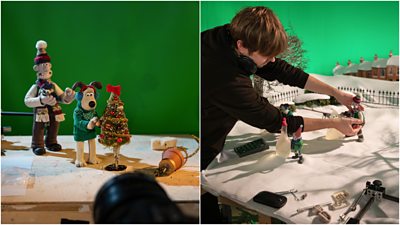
top-left (201, 25), bottom-right (310, 169)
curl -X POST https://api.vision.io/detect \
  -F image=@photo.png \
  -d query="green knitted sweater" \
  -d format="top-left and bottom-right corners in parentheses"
top-left (73, 107), bottom-right (98, 141)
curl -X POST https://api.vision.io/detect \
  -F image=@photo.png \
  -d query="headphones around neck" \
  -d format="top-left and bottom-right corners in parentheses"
top-left (237, 54), bottom-right (257, 75)
top-left (226, 27), bottom-right (258, 76)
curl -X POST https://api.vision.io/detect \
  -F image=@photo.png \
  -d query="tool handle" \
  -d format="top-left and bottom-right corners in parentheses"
top-left (383, 193), bottom-right (399, 203)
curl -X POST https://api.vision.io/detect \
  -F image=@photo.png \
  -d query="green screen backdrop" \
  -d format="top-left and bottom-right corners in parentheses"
top-left (2, 1), bottom-right (199, 136)
top-left (201, 1), bottom-right (399, 75)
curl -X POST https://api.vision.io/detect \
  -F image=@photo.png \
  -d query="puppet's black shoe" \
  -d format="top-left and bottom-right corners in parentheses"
top-left (46, 144), bottom-right (62, 152)
top-left (298, 156), bottom-right (304, 164)
top-left (33, 147), bottom-right (46, 155)
top-left (357, 136), bottom-right (364, 142)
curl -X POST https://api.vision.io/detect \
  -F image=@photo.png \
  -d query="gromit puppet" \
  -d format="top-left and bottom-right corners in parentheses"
top-left (24, 40), bottom-right (75, 156)
top-left (72, 81), bottom-right (102, 167)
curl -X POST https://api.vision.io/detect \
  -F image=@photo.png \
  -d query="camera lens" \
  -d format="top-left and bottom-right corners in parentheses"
top-left (93, 172), bottom-right (188, 223)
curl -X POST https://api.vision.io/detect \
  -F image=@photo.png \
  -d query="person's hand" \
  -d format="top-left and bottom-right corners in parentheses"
top-left (335, 90), bottom-right (364, 111)
top-left (332, 117), bottom-right (363, 136)
top-left (40, 95), bottom-right (57, 106)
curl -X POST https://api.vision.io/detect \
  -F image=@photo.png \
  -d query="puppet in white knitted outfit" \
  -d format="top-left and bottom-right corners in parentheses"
top-left (24, 40), bottom-right (76, 155)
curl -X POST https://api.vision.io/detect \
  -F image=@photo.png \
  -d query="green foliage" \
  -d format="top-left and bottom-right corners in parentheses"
top-left (304, 90), bottom-right (314, 94)
top-left (301, 99), bottom-right (331, 107)
top-left (330, 96), bottom-right (340, 105)
top-left (300, 90), bottom-right (340, 106)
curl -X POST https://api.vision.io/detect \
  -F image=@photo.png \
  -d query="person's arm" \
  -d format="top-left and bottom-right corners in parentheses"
top-left (211, 76), bottom-right (363, 136)
top-left (303, 117), bottom-right (363, 136)
top-left (301, 76), bottom-right (364, 135)
top-left (257, 60), bottom-right (360, 111)
top-left (210, 77), bottom-right (303, 134)
top-left (304, 75), bottom-right (360, 110)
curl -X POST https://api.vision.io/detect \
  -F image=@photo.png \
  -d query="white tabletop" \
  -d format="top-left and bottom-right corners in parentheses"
top-left (2, 135), bottom-right (199, 203)
top-left (202, 105), bottom-right (399, 224)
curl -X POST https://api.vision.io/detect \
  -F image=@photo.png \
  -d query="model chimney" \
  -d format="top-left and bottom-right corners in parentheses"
top-left (374, 54), bottom-right (378, 61)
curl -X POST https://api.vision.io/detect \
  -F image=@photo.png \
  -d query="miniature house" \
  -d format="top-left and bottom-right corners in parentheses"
top-left (333, 51), bottom-right (398, 81)
top-left (333, 62), bottom-right (346, 75)
top-left (357, 57), bottom-right (372, 78)
top-left (386, 53), bottom-right (399, 81)
top-left (343, 60), bottom-right (359, 76)
top-left (371, 54), bottom-right (388, 80)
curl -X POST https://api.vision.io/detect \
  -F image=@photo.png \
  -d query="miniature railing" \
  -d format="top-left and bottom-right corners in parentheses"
top-left (338, 87), bottom-right (399, 106)
top-left (267, 90), bottom-right (300, 105)
top-left (265, 87), bottom-right (398, 106)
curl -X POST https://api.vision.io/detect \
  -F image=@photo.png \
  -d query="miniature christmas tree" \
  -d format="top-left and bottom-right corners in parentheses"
top-left (98, 84), bottom-right (131, 171)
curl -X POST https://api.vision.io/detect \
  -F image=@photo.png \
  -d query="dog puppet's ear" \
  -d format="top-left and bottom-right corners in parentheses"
top-left (89, 81), bottom-right (103, 90)
top-left (33, 65), bottom-right (39, 72)
top-left (72, 82), bottom-right (85, 91)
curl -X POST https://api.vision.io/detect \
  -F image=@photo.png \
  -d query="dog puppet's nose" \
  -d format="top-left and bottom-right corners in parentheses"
top-left (89, 101), bottom-right (96, 108)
